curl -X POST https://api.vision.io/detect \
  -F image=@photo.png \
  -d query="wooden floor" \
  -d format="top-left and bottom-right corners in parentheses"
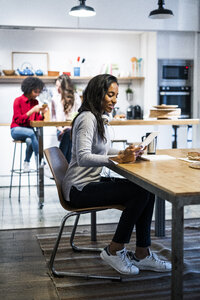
top-left (0, 183), bottom-right (200, 299)
top-left (1, 220), bottom-right (200, 300)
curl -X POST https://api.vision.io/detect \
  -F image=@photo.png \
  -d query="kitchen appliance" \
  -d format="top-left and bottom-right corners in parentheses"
top-left (126, 105), bottom-right (143, 119)
top-left (158, 59), bottom-right (193, 118)
top-left (158, 59), bottom-right (193, 86)
top-left (159, 86), bottom-right (191, 118)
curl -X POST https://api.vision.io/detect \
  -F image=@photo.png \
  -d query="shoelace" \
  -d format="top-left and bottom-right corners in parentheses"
top-left (120, 249), bottom-right (134, 270)
top-left (150, 252), bottom-right (168, 267)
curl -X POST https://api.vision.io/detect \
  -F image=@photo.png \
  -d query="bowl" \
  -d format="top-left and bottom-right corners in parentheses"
top-left (48, 71), bottom-right (60, 76)
top-left (3, 69), bottom-right (16, 76)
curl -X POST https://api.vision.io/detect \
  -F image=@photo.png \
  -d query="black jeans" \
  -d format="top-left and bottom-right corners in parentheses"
top-left (57, 129), bottom-right (72, 163)
top-left (69, 177), bottom-right (155, 247)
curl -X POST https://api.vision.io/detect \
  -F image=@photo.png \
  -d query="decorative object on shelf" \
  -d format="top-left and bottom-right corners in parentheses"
top-left (74, 67), bottom-right (80, 77)
top-left (131, 57), bottom-right (137, 76)
top-left (69, 0), bottom-right (96, 17)
top-left (48, 71), bottom-right (60, 76)
top-left (35, 69), bottom-right (43, 76)
top-left (131, 57), bottom-right (143, 76)
top-left (149, 105), bottom-right (181, 119)
top-left (149, 0), bottom-right (174, 19)
top-left (2, 69), bottom-right (15, 76)
top-left (17, 62), bottom-right (34, 76)
top-left (63, 72), bottom-right (71, 76)
top-left (12, 52), bottom-right (49, 75)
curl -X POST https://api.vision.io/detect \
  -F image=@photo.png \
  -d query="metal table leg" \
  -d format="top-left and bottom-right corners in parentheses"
top-left (171, 202), bottom-right (184, 300)
top-left (172, 125), bottom-right (179, 149)
top-left (91, 211), bottom-right (97, 241)
top-left (37, 127), bottom-right (44, 208)
top-left (155, 196), bottom-right (165, 237)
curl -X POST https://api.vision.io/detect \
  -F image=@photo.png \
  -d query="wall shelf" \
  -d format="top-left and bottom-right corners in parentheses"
top-left (0, 76), bottom-right (145, 84)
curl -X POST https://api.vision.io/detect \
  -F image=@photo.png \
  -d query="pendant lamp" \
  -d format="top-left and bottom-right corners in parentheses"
top-left (69, 0), bottom-right (96, 17)
top-left (149, 0), bottom-right (174, 19)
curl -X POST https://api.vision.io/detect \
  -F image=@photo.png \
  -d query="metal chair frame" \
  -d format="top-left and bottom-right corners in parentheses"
top-left (44, 146), bottom-right (124, 281)
top-left (9, 140), bottom-right (36, 201)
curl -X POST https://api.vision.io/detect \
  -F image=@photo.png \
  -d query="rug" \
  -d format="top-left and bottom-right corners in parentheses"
top-left (37, 220), bottom-right (200, 300)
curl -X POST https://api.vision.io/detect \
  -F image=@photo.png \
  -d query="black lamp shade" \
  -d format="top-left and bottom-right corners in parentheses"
top-left (69, 0), bottom-right (96, 17)
top-left (149, 0), bottom-right (174, 19)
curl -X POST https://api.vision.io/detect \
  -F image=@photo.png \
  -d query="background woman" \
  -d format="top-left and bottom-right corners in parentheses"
top-left (62, 74), bottom-right (171, 275)
top-left (51, 74), bottom-right (81, 163)
top-left (10, 76), bottom-right (47, 172)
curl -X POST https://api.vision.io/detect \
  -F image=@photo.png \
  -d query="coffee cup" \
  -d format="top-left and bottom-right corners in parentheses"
top-left (142, 132), bottom-right (157, 155)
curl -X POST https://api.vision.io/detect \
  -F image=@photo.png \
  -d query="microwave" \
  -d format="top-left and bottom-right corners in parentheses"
top-left (162, 65), bottom-right (189, 80)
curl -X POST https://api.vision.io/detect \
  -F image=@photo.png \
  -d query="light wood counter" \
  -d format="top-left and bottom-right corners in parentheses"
top-left (30, 118), bottom-right (199, 128)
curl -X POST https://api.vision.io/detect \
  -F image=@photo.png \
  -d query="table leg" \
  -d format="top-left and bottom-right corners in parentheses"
top-left (155, 196), bottom-right (165, 237)
top-left (172, 125), bottom-right (179, 149)
top-left (171, 203), bottom-right (184, 300)
top-left (91, 212), bottom-right (97, 241)
top-left (37, 127), bottom-right (44, 208)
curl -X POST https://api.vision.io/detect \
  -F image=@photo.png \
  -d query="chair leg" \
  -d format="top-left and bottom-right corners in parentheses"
top-left (49, 211), bottom-right (121, 281)
top-left (18, 142), bottom-right (23, 202)
top-left (28, 172), bottom-right (30, 195)
top-left (9, 143), bottom-right (16, 198)
top-left (70, 213), bottom-right (103, 252)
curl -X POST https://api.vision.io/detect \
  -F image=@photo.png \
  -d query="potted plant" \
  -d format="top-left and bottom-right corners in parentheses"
top-left (126, 86), bottom-right (133, 101)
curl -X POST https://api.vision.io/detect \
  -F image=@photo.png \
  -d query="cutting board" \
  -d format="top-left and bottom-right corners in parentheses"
top-left (149, 107), bottom-right (181, 119)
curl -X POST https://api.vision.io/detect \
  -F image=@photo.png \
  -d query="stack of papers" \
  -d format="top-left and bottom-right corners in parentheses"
top-left (140, 155), bottom-right (176, 161)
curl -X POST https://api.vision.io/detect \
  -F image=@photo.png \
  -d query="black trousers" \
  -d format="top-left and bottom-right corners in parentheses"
top-left (58, 129), bottom-right (72, 163)
top-left (69, 177), bottom-right (155, 247)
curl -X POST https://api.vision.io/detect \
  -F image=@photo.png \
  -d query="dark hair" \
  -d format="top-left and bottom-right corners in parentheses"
top-left (56, 74), bottom-right (75, 114)
top-left (72, 74), bottom-right (118, 141)
top-left (21, 76), bottom-right (45, 95)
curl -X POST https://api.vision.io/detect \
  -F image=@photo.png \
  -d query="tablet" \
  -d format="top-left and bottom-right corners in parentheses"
top-left (139, 131), bottom-right (159, 149)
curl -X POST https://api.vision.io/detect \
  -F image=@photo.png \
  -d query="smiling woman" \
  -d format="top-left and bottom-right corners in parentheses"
top-left (61, 73), bottom-right (171, 276)
top-left (10, 77), bottom-right (48, 172)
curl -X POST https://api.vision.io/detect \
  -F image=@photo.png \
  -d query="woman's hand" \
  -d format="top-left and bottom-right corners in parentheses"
top-left (113, 144), bottom-right (144, 164)
top-left (27, 104), bottom-right (49, 116)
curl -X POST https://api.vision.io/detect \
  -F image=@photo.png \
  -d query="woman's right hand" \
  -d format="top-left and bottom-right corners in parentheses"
top-left (114, 145), bottom-right (144, 164)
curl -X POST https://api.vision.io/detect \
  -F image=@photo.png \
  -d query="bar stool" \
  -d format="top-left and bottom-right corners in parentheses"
top-left (9, 140), bottom-right (36, 201)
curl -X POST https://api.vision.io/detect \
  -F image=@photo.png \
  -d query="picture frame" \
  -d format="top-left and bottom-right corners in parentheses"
top-left (12, 52), bottom-right (49, 75)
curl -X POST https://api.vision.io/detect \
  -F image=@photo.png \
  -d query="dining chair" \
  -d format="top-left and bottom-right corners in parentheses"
top-left (44, 146), bottom-right (124, 281)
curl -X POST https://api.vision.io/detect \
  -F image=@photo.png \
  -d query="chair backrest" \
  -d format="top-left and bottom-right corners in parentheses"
top-left (44, 146), bottom-right (125, 213)
top-left (44, 147), bottom-right (71, 210)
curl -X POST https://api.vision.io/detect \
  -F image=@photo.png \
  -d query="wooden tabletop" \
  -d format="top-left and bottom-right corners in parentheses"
top-left (109, 148), bottom-right (200, 203)
top-left (29, 118), bottom-right (200, 127)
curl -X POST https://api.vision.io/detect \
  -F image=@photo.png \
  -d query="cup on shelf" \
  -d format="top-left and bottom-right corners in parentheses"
top-left (73, 67), bottom-right (80, 77)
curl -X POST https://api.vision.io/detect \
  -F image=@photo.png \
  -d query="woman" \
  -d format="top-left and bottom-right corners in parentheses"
top-left (51, 74), bottom-right (81, 163)
top-left (62, 74), bottom-right (171, 275)
top-left (10, 76), bottom-right (47, 172)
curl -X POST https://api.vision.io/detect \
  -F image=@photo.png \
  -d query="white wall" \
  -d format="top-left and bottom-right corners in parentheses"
top-left (0, 0), bottom-right (199, 32)
top-left (0, 28), bottom-right (148, 123)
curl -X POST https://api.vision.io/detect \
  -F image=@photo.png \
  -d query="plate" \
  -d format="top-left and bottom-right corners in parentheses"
top-left (153, 105), bottom-right (178, 109)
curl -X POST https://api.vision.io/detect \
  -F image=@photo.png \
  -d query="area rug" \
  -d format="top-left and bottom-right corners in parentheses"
top-left (37, 220), bottom-right (200, 300)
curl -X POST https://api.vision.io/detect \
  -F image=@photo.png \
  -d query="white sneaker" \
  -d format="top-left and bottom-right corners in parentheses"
top-left (127, 249), bottom-right (171, 272)
top-left (100, 247), bottom-right (139, 275)
top-left (23, 161), bottom-right (30, 172)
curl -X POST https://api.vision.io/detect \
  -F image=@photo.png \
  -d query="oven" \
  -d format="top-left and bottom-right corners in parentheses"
top-left (159, 86), bottom-right (191, 118)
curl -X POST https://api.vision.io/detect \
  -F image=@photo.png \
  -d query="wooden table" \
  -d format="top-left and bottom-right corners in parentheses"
top-left (30, 119), bottom-right (199, 234)
top-left (108, 148), bottom-right (200, 300)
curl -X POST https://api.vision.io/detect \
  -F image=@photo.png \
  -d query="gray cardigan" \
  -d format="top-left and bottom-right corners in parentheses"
top-left (62, 111), bottom-right (118, 202)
